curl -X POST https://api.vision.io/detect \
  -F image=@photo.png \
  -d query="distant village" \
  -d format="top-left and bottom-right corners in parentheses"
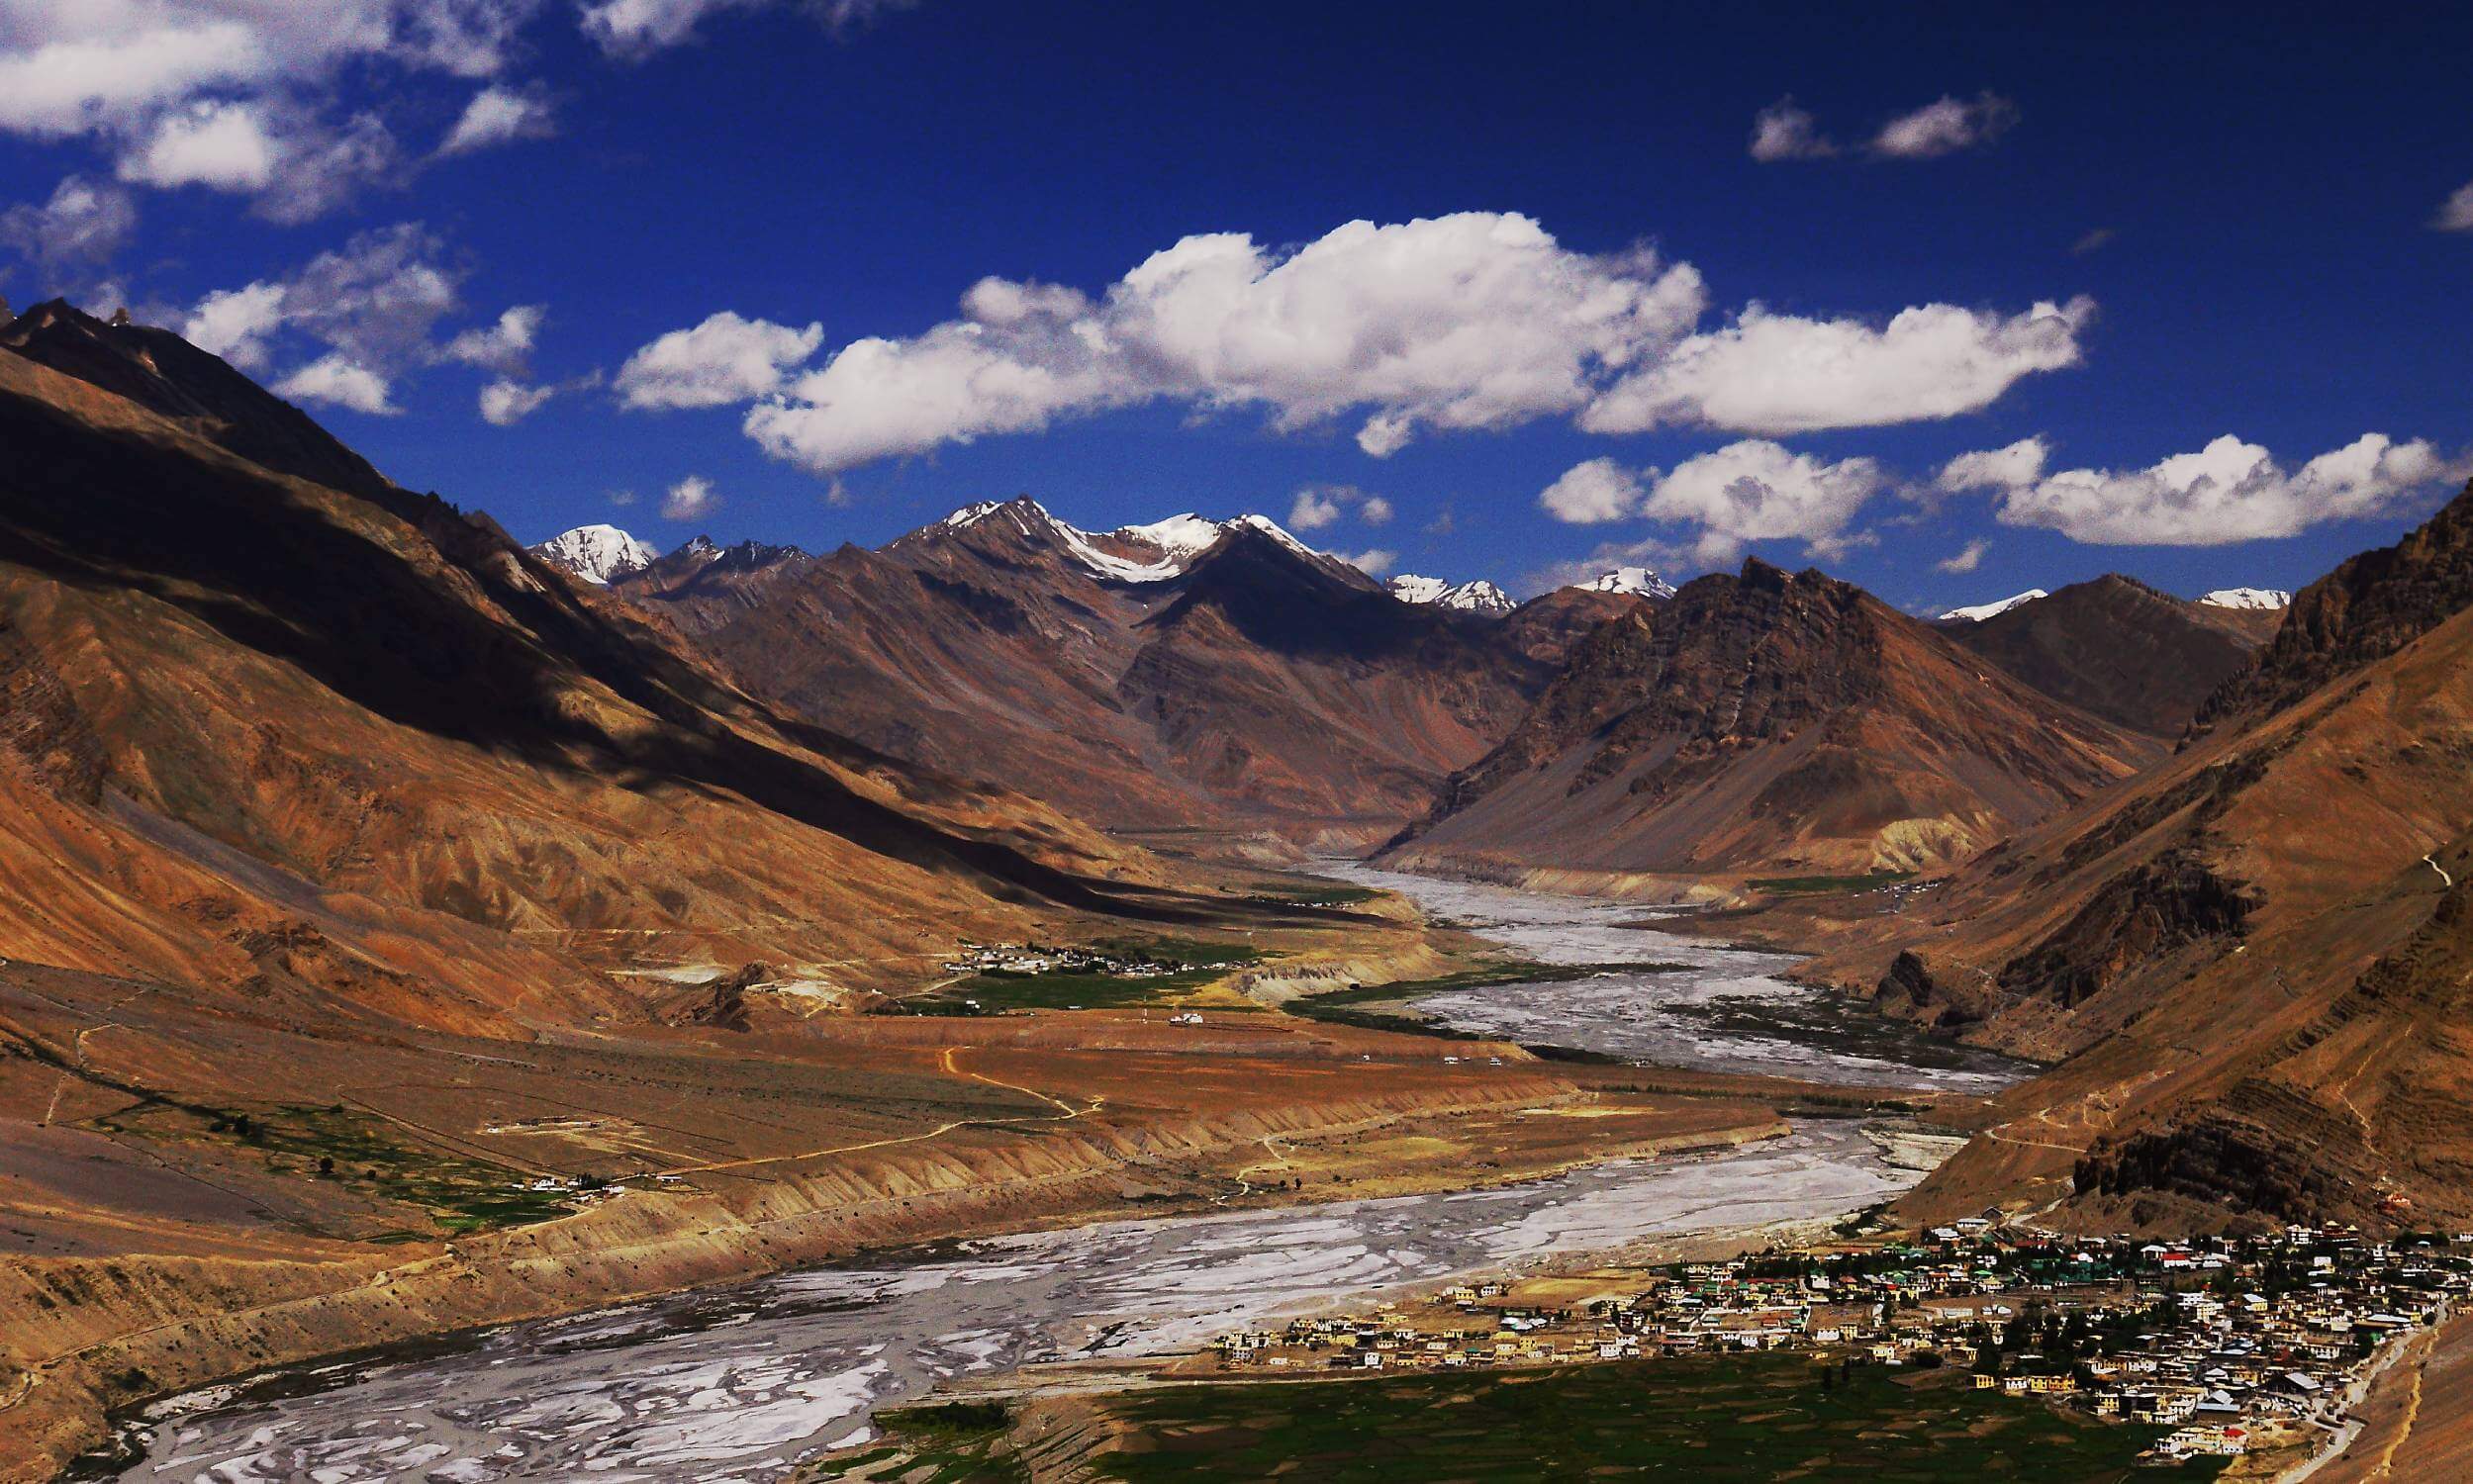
top-left (1201, 1221), bottom-right (2467, 1466)
top-left (940, 942), bottom-right (1240, 978)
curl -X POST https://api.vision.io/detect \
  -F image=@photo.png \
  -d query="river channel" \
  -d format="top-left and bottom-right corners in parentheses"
top-left (102, 871), bottom-right (2023, 1481)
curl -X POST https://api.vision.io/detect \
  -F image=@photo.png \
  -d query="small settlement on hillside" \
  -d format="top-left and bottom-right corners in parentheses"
top-left (1198, 1222), bottom-right (2468, 1466)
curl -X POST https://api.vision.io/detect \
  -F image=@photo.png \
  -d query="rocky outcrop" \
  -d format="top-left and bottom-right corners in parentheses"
top-left (1995, 851), bottom-right (2257, 1009)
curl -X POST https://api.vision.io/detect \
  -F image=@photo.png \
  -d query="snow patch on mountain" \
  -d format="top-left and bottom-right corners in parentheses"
top-left (1571, 566), bottom-right (1677, 600)
top-left (1939, 589), bottom-right (2047, 622)
top-left (1388, 575), bottom-right (1516, 613)
top-left (529, 524), bottom-right (657, 585)
top-left (2199, 587), bottom-right (2292, 610)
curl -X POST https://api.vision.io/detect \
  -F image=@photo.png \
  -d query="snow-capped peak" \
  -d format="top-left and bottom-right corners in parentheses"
top-left (1388, 575), bottom-right (1516, 613)
top-left (1571, 566), bottom-right (1677, 600)
top-left (1228, 512), bottom-right (1321, 563)
top-left (2199, 587), bottom-right (2292, 610)
top-left (1110, 513), bottom-right (1226, 563)
top-left (1938, 589), bottom-right (2047, 622)
top-left (528, 523), bottom-right (657, 585)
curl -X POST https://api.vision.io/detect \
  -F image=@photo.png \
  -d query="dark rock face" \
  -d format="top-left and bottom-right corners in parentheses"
top-left (2194, 479), bottom-right (2473, 732)
top-left (1869, 950), bottom-right (1987, 1032)
top-left (1946, 575), bottom-right (2275, 736)
top-left (2073, 1115), bottom-right (2363, 1221)
top-left (1997, 850), bottom-right (2257, 1009)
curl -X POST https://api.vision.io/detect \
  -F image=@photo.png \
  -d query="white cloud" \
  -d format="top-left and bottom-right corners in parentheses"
top-left (116, 99), bottom-right (278, 190)
top-left (1288, 486), bottom-right (1344, 530)
top-left (1937, 435), bottom-right (2048, 493)
top-left (439, 84), bottom-right (553, 154)
top-left (442, 303), bottom-right (542, 372)
top-left (719, 212), bottom-right (2084, 476)
top-left (0, 174), bottom-right (137, 272)
top-left (0, 3), bottom-right (519, 221)
top-left (1749, 97), bottom-right (1835, 161)
top-left (478, 377), bottom-right (552, 424)
top-left (616, 311), bottom-right (824, 410)
top-left (1635, 440), bottom-right (1890, 564)
top-left (181, 223), bottom-right (463, 397)
top-left (1935, 537), bottom-right (1991, 574)
top-left (580, 0), bottom-right (912, 56)
top-left (1977, 432), bottom-right (2470, 546)
top-left (1538, 457), bottom-right (1644, 524)
top-left (1583, 297), bottom-right (2093, 436)
top-left (2071, 227), bottom-right (2117, 255)
top-left (182, 280), bottom-right (288, 368)
top-left (1871, 92), bottom-right (2018, 158)
top-left (1329, 547), bottom-right (1396, 577)
top-left (2433, 181), bottom-right (2473, 232)
top-left (661, 473), bottom-right (718, 520)
top-left (1286, 483), bottom-right (1388, 531)
top-left (744, 213), bottom-right (1710, 473)
top-left (275, 352), bottom-right (397, 415)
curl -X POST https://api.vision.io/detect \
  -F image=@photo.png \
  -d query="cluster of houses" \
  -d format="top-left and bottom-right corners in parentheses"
top-left (940, 942), bottom-right (1240, 978)
top-left (1201, 1218), bottom-right (2467, 1465)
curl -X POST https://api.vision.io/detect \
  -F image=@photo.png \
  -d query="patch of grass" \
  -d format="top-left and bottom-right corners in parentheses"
top-left (98, 1102), bottom-right (577, 1235)
top-left (819, 1402), bottom-right (1027, 1481)
top-left (1749, 870), bottom-right (1918, 895)
top-left (1087, 1354), bottom-right (2225, 1482)
top-left (1244, 883), bottom-right (1384, 907)
top-left (906, 937), bottom-right (1268, 1013)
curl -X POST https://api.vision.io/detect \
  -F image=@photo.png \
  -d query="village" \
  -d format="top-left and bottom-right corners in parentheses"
top-left (1195, 1220), bottom-right (2470, 1467)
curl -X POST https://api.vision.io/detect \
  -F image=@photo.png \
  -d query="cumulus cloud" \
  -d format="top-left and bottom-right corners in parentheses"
top-left (182, 223), bottom-right (467, 406)
top-left (0, 3), bottom-right (525, 221)
top-left (2433, 181), bottom-right (2473, 232)
top-left (1935, 537), bottom-right (1991, 574)
top-left (1536, 442), bottom-right (1888, 566)
top-left (1538, 457), bottom-right (1644, 524)
top-left (1937, 435), bottom-right (2048, 493)
top-left (1749, 97), bottom-right (1835, 161)
top-left (1287, 483), bottom-right (1389, 531)
top-left (661, 473), bottom-right (719, 520)
top-left (743, 213), bottom-right (1722, 472)
top-left (478, 377), bottom-right (553, 424)
top-left (116, 99), bottom-right (278, 190)
top-left (1636, 440), bottom-right (1889, 563)
top-left (441, 303), bottom-right (542, 372)
top-left (1328, 547), bottom-right (1396, 577)
top-left (275, 352), bottom-right (397, 415)
top-left (1871, 92), bottom-right (2019, 158)
top-left (581, 0), bottom-right (914, 57)
top-left (0, 175), bottom-right (137, 274)
top-left (183, 280), bottom-right (288, 368)
top-left (1583, 297), bottom-right (2093, 437)
top-left (648, 212), bottom-right (2082, 477)
top-left (440, 84), bottom-right (553, 154)
top-left (1949, 431), bottom-right (2471, 546)
top-left (616, 311), bottom-right (824, 410)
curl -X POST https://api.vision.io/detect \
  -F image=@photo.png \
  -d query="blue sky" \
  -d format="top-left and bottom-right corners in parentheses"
top-left (2, 2), bottom-right (2468, 609)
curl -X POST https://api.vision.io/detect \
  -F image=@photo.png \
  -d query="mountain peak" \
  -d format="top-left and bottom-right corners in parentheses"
top-left (1569, 565), bottom-right (1676, 600)
top-left (529, 523), bottom-right (657, 585)
top-left (2199, 587), bottom-right (2292, 610)
top-left (1939, 589), bottom-right (2047, 622)
top-left (1388, 574), bottom-right (1516, 614)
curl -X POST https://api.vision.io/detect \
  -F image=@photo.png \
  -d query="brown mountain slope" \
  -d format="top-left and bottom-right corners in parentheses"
top-left (615, 498), bottom-right (1586, 849)
top-left (1798, 482), bottom-right (2473, 1230)
top-left (1379, 560), bottom-right (2154, 882)
top-left (1943, 575), bottom-right (2278, 736)
top-left (0, 305), bottom-right (1218, 1033)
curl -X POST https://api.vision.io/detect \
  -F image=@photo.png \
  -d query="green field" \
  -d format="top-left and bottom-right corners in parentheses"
top-left (95, 1101), bottom-right (579, 1235)
top-left (1076, 1355), bottom-right (2225, 1482)
top-left (1747, 870), bottom-right (1918, 894)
